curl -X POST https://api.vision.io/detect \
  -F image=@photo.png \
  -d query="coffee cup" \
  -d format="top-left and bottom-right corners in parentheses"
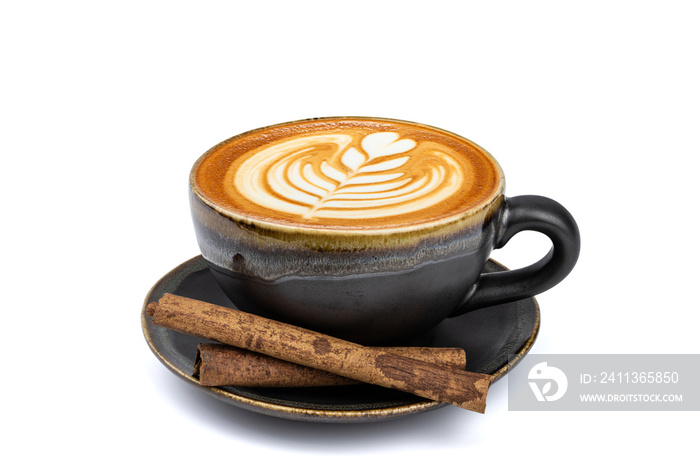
top-left (189, 117), bottom-right (580, 345)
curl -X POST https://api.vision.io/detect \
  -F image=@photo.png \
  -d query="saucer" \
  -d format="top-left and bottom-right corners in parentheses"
top-left (142, 256), bottom-right (539, 423)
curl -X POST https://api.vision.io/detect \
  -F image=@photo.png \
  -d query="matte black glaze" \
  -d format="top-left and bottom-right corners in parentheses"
top-left (191, 189), bottom-right (502, 345)
top-left (192, 191), bottom-right (579, 345)
top-left (457, 195), bottom-right (581, 313)
top-left (207, 245), bottom-right (495, 345)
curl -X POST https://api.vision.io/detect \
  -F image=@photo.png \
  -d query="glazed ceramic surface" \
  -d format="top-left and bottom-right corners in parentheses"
top-left (189, 118), bottom-right (579, 344)
top-left (142, 256), bottom-right (539, 423)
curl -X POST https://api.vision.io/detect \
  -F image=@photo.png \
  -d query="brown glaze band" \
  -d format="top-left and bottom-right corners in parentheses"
top-left (190, 191), bottom-right (504, 279)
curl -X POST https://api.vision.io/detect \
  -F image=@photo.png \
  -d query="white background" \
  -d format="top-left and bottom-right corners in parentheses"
top-left (3, 1), bottom-right (698, 467)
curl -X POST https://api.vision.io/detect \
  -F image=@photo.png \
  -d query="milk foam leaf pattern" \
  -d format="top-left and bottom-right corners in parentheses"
top-left (340, 147), bottom-right (366, 173)
top-left (361, 132), bottom-right (416, 158)
top-left (232, 130), bottom-right (465, 220)
top-left (360, 156), bottom-right (410, 173)
top-left (309, 133), bottom-right (416, 216)
top-left (320, 161), bottom-right (346, 183)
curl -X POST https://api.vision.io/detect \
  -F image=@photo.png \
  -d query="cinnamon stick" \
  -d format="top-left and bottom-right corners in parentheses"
top-left (147, 293), bottom-right (492, 413)
top-left (194, 343), bottom-right (467, 387)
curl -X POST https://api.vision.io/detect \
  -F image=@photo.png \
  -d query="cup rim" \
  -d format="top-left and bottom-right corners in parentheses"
top-left (189, 116), bottom-right (505, 237)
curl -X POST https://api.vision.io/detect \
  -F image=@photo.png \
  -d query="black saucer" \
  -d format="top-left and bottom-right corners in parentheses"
top-left (142, 256), bottom-right (539, 423)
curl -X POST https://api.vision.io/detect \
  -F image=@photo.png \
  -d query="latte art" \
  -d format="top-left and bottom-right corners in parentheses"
top-left (228, 131), bottom-right (464, 220)
top-left (193, 118), bottom-right (504, 230)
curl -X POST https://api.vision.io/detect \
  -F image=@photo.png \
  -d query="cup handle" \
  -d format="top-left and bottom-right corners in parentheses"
top-left (454, 195), bottom-right (581, 314)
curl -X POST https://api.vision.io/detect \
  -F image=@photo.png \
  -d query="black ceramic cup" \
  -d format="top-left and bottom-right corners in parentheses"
top-left (189, 117), bottom-right (580, 345)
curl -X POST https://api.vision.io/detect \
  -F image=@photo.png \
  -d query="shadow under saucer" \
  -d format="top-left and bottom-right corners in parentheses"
top-left (142, 256), bottom-right (539, 423)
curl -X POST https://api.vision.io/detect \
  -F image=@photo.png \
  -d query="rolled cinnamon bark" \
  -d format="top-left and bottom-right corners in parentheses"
top-left (194, 343), bottom-right (467, 387)
top-left (147, 293), bottom-right (492, 413)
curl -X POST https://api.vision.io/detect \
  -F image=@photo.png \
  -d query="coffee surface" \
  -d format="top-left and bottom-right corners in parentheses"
top-left (193, 118), bottom-right (503, 230)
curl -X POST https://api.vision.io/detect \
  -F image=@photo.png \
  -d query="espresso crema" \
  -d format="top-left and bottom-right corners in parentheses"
top-left (192, 118), bottom-right (504, 231)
